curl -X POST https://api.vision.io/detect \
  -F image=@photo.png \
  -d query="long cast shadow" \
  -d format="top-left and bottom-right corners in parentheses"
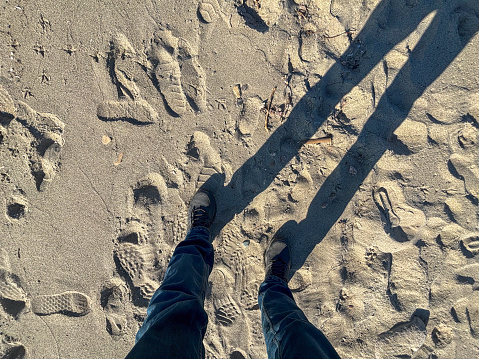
top-left (211, 0), bottom-right (479, 275)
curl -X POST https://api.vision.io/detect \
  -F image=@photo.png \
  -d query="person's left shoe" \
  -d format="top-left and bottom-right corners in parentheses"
top-left (187, 189), bottom-right (217, 230)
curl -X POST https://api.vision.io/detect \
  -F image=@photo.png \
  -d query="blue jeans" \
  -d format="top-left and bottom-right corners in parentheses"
top-left (125, 227), bottom-right (340, 359)
top-left (259, 276), bottom-right (341, 359)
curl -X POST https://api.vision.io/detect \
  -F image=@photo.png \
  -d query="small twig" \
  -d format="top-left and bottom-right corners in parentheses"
top-left (265, 86), bottom-right (277, 132)
top-left (282, 77), bottom-right (293, 121)
top-left (304, 136), bottom-right (333, 145)
top-left (320, 28), bottom-right (356, 39)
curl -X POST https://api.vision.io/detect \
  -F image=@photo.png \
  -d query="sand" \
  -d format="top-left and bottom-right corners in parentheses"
top-left (0, 0), bottom-right (478, 358)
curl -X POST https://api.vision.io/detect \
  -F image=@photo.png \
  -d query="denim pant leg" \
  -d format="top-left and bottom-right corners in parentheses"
top-left (258, 275), bottom-right (341, 359)
top-left (125, 227), bottom-right (214, 359)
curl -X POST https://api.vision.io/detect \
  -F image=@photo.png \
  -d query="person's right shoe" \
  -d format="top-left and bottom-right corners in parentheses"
top-left (187, 189), bottom-right (217, 230)
top-left (264, 237), bottom-right (291, 283)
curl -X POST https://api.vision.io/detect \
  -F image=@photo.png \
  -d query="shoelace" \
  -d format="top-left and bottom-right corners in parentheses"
top-left (192, 208), bottom-right (209, 227)
top-left (271, 257), bottom-right (288, 280)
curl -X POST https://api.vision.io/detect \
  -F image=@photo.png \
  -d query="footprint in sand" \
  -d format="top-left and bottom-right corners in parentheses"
top-left (171, 210), bottom-right (188, 244)
top-left (131, 172), bottom-right (169, 217)
top-left (198, 0), bottom-right (222, 23)
top-left (388, 247), bottom-right (428, 313)
top-left (449, 153), bottom-right (479, 200)
top-left (213, 222), bottom-right (271, 356)
top-left (148, 29), bottom-right (207, 116)
top-left (452, 292), bottom-right (479, 339)
top-left (177, 38), bottom-right (207, 113)
top-left (241, 0), bottom-right (283, 29)
top-left (204, 330), bottom-right (225, 359)
top-left (239, 280), bottom-right (260, 311)
top-left (336, 286), bottom-right (366, 322)
top-left (0, 249), bottom-right (27, 319)
top-left (0, 248), bottom-right (87, 357)
top-left (239, 260), bottom-right (263, 311)
top-left (97, 99), bottom-right (159, 125)
top-left (115, 242), bottom-right (159, 300)
top-left (444, 195), bottom-right (478, 231)
top-left (187, 134), bottom-right (221, 174)
top-left (148, 29), bottom-right (186, 116)
top-left (5, 194), bottom-right (28, 222)
top-left (458, 123), bottom-right (477, 149)
top-left (330, 0), bottom-right (370, 30)
top-left (461, 233), bottom-right (479, 257)
top-left (289, 268), bottom-right (313, 292)
top-left (97, 33), bottom-right (159, 125)
top-left (0, 85), bottom-right (65, 192)
top-left (215, 298), bottom-right (241, 327)
top-left (131, 171), bottom-right (185, 231)
top-left (15, 101), bottom-right (65, 192)
top-left (117, 221), bottom-right (148, 245)
top-left (209, 267), bottom-right (241, 326)
top-left (217, 226), bottom-right (247, 285)
top-left (299, 23), bottom-right (319, 63)
top-left (39, 141), bottom-right (63, 190)
top-left (236, 96), bottom-right (262, 137)
top-left (186, 131), bottom-right (230, 189)
top-left (289, 168), bottom-right (313, 204)
top-left (114, 231), bottom-right (160, 302)
top-left (455, 263), bottom-right (479, 291)
top-left (224, 228), bottom-right (264, 312)
top-left (431, 323), bottom-right (454, 349)
top-left (108, 33), bottom-right (142, 100)
top-left (239, 197), bottom-right (273, 243)
top-left (157, 155), bottom-right (185, 189)
top-left (208, 265), bottom-right (251, 356)
top-left (392, 119), bottom-right (428, 154)
top-left (115, 172), bottom-right (184, 302)
top-left (375, 314), bottom-right (427, 358)
top-left (101, 278), bottom-right (133, 338)
top-left (31, 291), bottom-right (91, 316)
top-left (0, 339), bottom-right (27, 359)
top-left (0, 250), bottom-right (28, 357)
top-left (453, 5), bottom-right (479, 44)
top-left (373, 181), bottom-right (426, 242)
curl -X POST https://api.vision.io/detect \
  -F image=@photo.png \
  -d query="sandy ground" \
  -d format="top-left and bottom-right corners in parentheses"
top-left (1, 0), bottom-right (479, 358)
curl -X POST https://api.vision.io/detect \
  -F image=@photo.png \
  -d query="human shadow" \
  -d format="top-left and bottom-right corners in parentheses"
top-left (211, 0), bottom-right (479, 275)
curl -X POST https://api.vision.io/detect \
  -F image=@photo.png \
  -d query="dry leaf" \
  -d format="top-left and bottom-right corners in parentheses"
top-left (232, 84), bottom-right (242, 99)
top-left (114, 152), bottom-right (124, 166)
top-left (102, 135), bottom-right (111, 145)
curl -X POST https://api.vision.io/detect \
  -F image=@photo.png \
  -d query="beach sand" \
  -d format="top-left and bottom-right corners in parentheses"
top-left (1, 0), bottom-right (479, 357)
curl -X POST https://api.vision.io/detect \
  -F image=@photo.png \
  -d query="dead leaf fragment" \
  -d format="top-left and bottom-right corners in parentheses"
top-left (114, 152), bottom-right (123, 166)
top-left (233, 84), bottom-right (242, 99)
top-left (102, 135), bottom-right (112, 144)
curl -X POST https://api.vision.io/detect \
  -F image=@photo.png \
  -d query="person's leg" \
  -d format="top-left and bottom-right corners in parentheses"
top-left (259, 238), bottom-right (340, 359)
top-left (125, 227), bottom-right (213, 359)
top-left (126, 189), bottom-right (217, 359)
top-left (259, 275), bottom-right (340, 359)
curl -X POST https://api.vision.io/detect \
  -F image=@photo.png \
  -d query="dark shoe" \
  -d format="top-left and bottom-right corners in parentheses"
top-left (187, 189), bottom-right (217, 230)
top-left (264, 237), bottom-right (291, 282)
